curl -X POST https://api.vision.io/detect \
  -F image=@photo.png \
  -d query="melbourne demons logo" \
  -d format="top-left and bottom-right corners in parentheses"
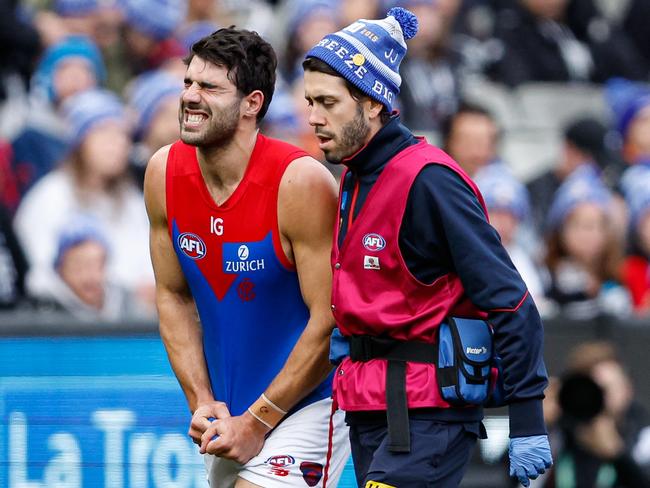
top-left (362, 233), bottom-right (386, 251)
top-left (300, 462), bottom-right (324, 487)
top-left (177, 232), bottom-right (206, 260)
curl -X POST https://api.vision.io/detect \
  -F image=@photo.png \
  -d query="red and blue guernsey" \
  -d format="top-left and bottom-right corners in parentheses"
top-left (166, 134), bottom-right (332, 416)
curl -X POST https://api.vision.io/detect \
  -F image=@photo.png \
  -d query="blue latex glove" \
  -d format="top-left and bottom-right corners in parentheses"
top-left (329, 328), bottom-right (349, 365)
top-left (509, 435), bottom-right (553, 487)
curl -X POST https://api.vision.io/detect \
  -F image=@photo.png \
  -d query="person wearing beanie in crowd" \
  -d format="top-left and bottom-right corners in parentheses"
top-left (621, 171), bottom-right (650, 315)
top-left (280, 0), bottom-right (341, 84)
top-left (8, 35), bottom-right (106, 209)
top-left (145, 27), bottom-right (350, 487)
top-left (127, 70), bottom-right (182, 186)
top-left (303, 7), bottom-right (551, 487)
top-left (544, 171), bottom-right (631, 320)
top-left (50, 0), bottom-right (101, 42)
top-left (14, 89), bottom-right (155, 316)
top-left (178, 20), bottom-right (219, 53)
top-left (607, 79), bottom-right (650, 200)
top-left (527, 116), bottom-right (621, 235)
top-left (120, 0), bottom-right (187, 77)
top-left (46, 215), bottom-right (148, 320)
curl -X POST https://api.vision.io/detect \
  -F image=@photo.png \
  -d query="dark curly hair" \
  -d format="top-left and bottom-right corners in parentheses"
top-left (185, 27), bottom-right (277, 122)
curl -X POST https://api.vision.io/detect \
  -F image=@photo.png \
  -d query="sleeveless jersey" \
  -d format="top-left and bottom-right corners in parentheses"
top-left (166, 134), bottom-right (332, 415)
top-left (331, 139), bottom-right (488, 411)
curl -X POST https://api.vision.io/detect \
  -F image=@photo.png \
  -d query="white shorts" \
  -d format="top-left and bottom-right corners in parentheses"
top-left (204, 398), bottom-right (350, 488)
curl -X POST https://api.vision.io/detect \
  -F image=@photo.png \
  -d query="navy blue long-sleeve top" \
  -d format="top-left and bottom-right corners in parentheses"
top-left (338, 115), bottom-right (548, 437)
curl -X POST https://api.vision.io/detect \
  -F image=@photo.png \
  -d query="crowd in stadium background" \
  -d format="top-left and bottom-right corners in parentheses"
top-left (0, 0), bottom-right (650, 486)
top-left (3, 0), bottom-right (650, 323)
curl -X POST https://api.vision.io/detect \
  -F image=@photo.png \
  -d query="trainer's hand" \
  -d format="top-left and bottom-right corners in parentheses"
top-left (509, 435), bottom-right (553, 487)
top-left (189, 401), bottom-right (231, 445)
top-left (199, 410), bottom-right (272, 464)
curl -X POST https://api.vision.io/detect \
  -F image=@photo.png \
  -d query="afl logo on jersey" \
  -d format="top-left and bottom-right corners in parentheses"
top-left (178, 232), bottom-right (206, 260)
top-left (362, 233), bottom-right (386, 251)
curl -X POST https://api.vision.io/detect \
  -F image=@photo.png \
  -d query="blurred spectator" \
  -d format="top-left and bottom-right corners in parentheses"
top-left (178, 20), bottom-right (218, 52)
top-left (120, 0), bottom-right (187, 79)
top-left (9, 35), bottom-right (105, 211)
top-left (126, 70), bottom-right (182, 186)
top-left (607, 79), bottom-right (650, 196)
top-left (0, 204), bottom-right (28, 310)
top-left (184, 0), bottom-right (220, 22)
top-left (45, 216), bottom-right (145, 320)
top-left (544, 171), bottom-right (631, 319)
top-left (280, 0), bottom-right (339, 84)
top-left (473, 163), bottom-right (547, 309)
top-left (338, 0), bottom-right (381, 25)
top-left (13, 89), bottom-right (154, 313)
top-left (550, 372), bottom-right (650, 487)
top-left (558, 342), bottom-right (650, 484)
top-left (393, 0), bottom-right (467, 132)
top-left (621, 176), bottom-right (650, 315)
top-left (527, 116), bottom-right (621, 234)
top-left (488, 0), bottom-right (647, 86)
top-left (0, 0), bottom-right (41, 101)
top-left (262, 81), bottom-right (302, 148)
top-left (52, 0), bottom-right (104, 42)
top-left (442, 102), bottom-right (499, 177)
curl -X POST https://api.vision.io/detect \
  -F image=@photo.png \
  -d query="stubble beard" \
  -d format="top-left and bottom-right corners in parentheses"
top-left (323, 104), bottom-right (370, 165)
top-left (180, 98), bottom-right (241, 149)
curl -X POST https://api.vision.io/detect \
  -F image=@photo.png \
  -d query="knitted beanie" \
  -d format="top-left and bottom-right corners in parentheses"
top-left (54, 215), bottom-right (110, 269)
top-left (120, 0), bottom-right (186, 40)
top-left (305, 7), bottom-right (418, 111)
top-left (63, 89), bottom-right (127, 149)
top-left (128, 71), bottom-right (182, 139)
top-left (546, 169), bottom-right (611, 231)
top-left (474, 163), bottom-right (530, 222)
top-left (32, 35), bottom-right (106, 102)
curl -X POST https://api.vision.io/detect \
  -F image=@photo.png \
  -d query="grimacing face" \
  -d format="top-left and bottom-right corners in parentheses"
top-left (303, 69), bottom-right (371, 164)
top-left (179, 56), bottom-right (243, 148)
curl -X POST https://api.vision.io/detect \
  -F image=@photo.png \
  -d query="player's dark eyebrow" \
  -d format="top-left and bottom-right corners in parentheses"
top-left (183, 77), bottom-right (220, 90)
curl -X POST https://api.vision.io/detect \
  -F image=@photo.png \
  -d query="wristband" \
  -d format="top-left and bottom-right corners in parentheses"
top-left (247, 394), bottom-right (286, 429)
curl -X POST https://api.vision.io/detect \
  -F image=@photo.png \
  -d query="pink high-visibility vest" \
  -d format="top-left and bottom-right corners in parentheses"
top-left (331, 138), bottom-right (489, 411)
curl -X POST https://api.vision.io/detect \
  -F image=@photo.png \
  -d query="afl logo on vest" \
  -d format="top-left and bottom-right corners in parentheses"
top-left (177, 232), bottom-right (207, 260)
top-left (362, 233), bottom-right (386, 251)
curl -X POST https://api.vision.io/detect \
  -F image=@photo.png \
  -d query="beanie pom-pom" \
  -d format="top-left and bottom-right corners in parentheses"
top-left (388, 7), bottom-right (418, 40)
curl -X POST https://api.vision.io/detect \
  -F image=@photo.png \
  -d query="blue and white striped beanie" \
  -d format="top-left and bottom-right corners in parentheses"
top-left (474, 163), bottom-right (530, 222)
top-left (546, 171), bottom-right (612, 231)
top-left (305, 7), bottom-right (418, 112)
top-left (54, 215), bottom-right (110, 269)
top-left (120, 0), bottom-right (186, 40)
top-left (32, 35), bottom-right (106, 102)
top-left (128, 71), bottom-right (182, 139)
top-left (63, 89), bottom-right (127, 149)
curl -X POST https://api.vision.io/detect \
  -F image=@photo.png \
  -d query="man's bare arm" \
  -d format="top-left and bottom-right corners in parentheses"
top-left (144, 146), bottom-right (223, 435)
top-left (263, 156), bottom-right (339, 409)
